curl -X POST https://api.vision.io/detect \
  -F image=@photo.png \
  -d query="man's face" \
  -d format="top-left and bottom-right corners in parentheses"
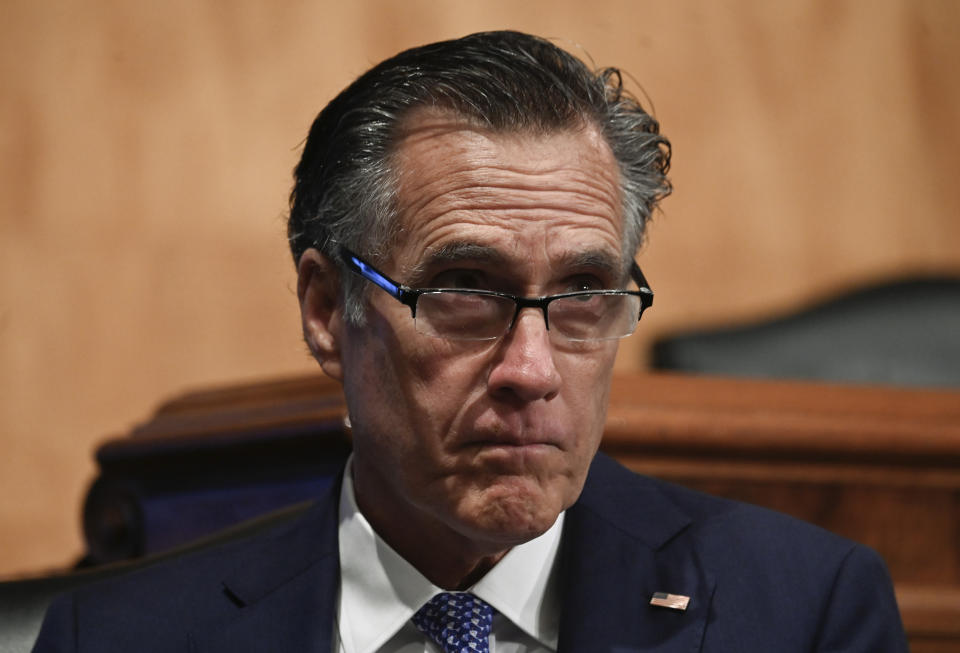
top-left (334, 110), bottom-right (626, 552)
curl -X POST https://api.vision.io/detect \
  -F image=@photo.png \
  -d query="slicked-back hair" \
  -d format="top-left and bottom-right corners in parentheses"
top-left (288, 30), bottom-right (671, 324)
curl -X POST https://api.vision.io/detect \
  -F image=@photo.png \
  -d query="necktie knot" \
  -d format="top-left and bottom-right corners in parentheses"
top-left (412, 592), bottom-right (494, 653)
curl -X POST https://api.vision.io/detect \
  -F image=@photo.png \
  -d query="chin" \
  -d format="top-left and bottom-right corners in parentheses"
top-left (454, 476), bottom-right (571, 546)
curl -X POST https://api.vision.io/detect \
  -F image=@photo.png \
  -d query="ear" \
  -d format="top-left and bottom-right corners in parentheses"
top-left (297, 248), bottom-right (345, 381)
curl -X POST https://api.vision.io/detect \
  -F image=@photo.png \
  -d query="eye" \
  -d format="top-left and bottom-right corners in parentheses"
top-left (563, 275), bottom-right (604, 293)
top-left (429, 268), bottom-right (489, 290)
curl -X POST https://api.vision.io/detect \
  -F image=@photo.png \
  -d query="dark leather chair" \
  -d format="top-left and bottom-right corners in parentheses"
top-left (651, 277), bottom-right (960, 388)
top-left (81, 375), bottom-right (351, 566)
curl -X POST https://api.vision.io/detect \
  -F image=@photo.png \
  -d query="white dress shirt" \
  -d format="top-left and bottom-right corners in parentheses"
top-left (335, 457), bottom-right (563, 653)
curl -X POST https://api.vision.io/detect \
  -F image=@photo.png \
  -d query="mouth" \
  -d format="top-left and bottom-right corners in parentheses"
top-left (458, 406), bottom-right (569, 454)
top-left (472, 439), bottom-right (557, 453)
top-left (464, 440), bottom-right (560, 475)
top-left (463, 427), bottom-right (564, 452)
top-left (467, 423), bottom-right (561, 447)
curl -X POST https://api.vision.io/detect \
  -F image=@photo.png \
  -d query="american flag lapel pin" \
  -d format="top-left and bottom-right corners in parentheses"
top-left (649, 592), bottom-right (690, 611)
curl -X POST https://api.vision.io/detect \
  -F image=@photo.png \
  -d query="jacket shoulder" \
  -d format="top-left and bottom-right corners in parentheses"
top-left (574, 453), bottom-right (907, 651)
top-left (33, 492), bottom-right (340, 652)
top-left (581, 450), bottom-right (855, 555)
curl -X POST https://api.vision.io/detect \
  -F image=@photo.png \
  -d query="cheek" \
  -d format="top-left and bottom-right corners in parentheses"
top-left (340, 314), bottom-right (419, 444)
top-left (403, 337), bottom-right (498, 398)
top-left (355, 325), bottom-right (493, 454)
top-left (560, 343), bottom-right (618, 413)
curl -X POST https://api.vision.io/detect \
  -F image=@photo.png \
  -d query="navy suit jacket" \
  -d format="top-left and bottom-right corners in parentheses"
top-left (33, 453), bottom-right (907, 652)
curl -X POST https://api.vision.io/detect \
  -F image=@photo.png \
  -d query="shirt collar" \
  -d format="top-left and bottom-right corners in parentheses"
top-left (472, 510), bottom-right (563, 649)
top-left (337, 456), bottom-right (563, 653)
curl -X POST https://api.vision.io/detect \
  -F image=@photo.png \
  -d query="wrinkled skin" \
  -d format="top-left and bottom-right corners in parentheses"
top-left (298, 109), bottom-right (627, 588)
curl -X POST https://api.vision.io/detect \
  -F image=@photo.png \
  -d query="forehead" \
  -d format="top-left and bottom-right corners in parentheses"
top-left (385, 109), bottom-right (625, 274)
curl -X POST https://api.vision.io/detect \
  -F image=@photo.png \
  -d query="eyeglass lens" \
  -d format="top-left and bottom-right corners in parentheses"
top-left (414, 292), bottom-right (641, 341)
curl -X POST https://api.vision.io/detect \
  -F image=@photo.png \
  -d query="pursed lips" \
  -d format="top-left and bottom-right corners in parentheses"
top-left (462, 420), bottom-right (567, 450)
top-left (451, 401), bottom-right (571, 452)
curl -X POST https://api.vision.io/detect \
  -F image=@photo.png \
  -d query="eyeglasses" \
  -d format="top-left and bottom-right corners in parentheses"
top-left (339, 246), bottom-right (653, 342)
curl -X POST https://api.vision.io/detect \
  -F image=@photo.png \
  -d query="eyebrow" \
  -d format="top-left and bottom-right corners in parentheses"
top-left (555, 249), bottom-right (626, 283)
top-left (406, 242), bottom-right (508, 285)
top-left (407, 241), bottom-right (627, 286)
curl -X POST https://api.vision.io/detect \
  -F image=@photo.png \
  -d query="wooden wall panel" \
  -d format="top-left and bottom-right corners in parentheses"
top-left (2, 0), bottom-right (959, 576)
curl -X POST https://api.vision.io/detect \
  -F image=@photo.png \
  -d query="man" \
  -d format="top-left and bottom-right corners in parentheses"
top-left (35, 31), bottom-right (907, 652)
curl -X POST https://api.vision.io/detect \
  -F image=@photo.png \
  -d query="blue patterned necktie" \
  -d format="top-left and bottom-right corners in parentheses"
top-left (412, 592), bottom-right (495, 653)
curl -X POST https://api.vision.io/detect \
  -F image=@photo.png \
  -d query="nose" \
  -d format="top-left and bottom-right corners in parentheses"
top-left (487, 308), bottom-right (562, 403)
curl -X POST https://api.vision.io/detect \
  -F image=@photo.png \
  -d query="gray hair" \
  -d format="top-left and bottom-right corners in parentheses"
top-left (288, 30), bottom-right (671, 324)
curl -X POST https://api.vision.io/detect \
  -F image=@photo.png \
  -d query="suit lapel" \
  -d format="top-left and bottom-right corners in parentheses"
top-left (557, 454), bottom-right (716, 653)
top-left (191, 476), bottom-right (343, 653)
top-left (183, 455), bottom-right (716, 652)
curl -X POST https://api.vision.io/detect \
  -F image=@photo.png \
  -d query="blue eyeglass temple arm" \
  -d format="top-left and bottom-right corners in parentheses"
top-left (340, 247), bottom-right (419, 311)
top-left (340, 245), bottom-right (653, 309)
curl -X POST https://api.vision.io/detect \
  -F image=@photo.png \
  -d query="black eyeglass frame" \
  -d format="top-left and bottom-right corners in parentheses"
top-left (339, 246), bottom-right (653, 338)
